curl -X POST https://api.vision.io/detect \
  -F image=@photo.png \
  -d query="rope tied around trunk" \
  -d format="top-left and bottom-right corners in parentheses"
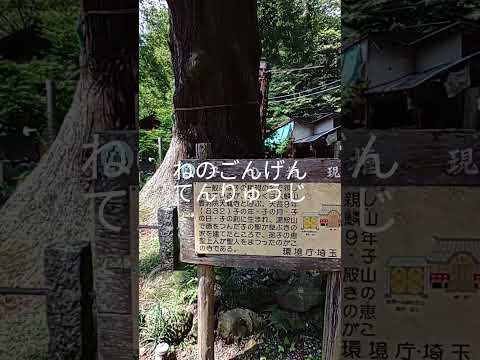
top-left (174, 101), bottom-right (259, 112)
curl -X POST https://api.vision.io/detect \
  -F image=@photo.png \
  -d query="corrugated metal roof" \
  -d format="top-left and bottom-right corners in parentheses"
top-left (293, 112), bottom-right (340, 125)
top-left (293, 126), bottom-right (341, 144)
top-left (366, 50), bottom-right (480, 94)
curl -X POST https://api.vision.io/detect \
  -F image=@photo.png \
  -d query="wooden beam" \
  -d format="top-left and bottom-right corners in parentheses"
top-left (195, 143), bottom-right (215, 360)
top-left (197, 264), bottom-right (215, 360)
top-left (322, 272), bottom-right (342, 360)
top-left (130, 185), bottom-right (140, 358)
top-left (259, 60), bottom-right (271, 141)
top-left (321, 139), bottom-right (342, 360)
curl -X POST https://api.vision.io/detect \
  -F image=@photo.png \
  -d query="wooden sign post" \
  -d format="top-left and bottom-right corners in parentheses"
top-left (195, 143), bottom-right (215, 360)
top-left (178, 144), bottom-right (342, 360)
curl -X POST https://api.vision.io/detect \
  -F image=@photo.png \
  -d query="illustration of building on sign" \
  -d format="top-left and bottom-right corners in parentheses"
top-left (428, 237), bottom-right (480, 293)
top-left (385, 237), bottom-right (480, 298)
top-left (302, 212), bottom-right (319, 231)
top-left (319, 204), bottom-right (341, 228)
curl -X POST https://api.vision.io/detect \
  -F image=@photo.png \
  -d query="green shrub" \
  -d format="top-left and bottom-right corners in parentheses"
top-left (140, 304), bottom-right (192, 345)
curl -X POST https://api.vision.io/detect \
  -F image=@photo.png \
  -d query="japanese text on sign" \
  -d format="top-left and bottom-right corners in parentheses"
top-left (193, 182), bottom-right (341, 258)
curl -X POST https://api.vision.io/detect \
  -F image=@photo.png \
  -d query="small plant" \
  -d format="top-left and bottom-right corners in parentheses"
top-left (267, 307), bottom-right (292, 336)
top-left (140, 304), bottom-right (192, 345)
top-left (177, 264), bottom-right (198, 304)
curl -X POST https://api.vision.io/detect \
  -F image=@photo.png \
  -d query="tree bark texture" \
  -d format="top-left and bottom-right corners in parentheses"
top-left (322, 272), bottom-right (342, 360)
top-left (140, 0), bottom-right (262, 220)
top-left (0, 1), bottom-right (137, 358)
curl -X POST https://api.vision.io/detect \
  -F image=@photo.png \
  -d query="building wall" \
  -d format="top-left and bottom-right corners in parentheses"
top-left (367, 38), bottom-right (415, 87)
top-left (415, 33), bottom-right (462, 72)
top-left (313, 118), bottom-right (334, 135)
top-left (293, 123), bottom-right (313, 141)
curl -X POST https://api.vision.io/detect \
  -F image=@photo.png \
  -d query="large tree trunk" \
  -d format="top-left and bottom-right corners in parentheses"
top-left (0, 1), bottom-right (137, 358)
top-left (140, 0), bottom-right (262, 222)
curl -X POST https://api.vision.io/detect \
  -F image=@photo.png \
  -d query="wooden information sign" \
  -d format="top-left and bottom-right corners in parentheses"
top-left (177, 144), bottom-right (342, 360)
top-left (341, 130), bottom-right (480, 360)
top-left (178, 158), bottom-right (341, 271)
top-left (193, 182), bottom-right (341, 257)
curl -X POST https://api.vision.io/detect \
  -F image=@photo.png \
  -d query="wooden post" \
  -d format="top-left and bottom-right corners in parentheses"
top-left (322, 272), bottom-right (342, 360)
top-left (46, 79), bottom-right (56, 144)
top-left (130, 185), bottom-right (140, 358)
top-left (92, 131), bottom-right (138, 359)
top-left (321, 140), bottom-right (342, 360)
top-left (195, 143), bottom-right (215, 360)
top-left (259, 60), bottom-right (271, 141)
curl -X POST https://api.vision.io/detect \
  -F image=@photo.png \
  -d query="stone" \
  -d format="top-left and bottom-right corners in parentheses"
top-left (303, 306), bottom-right (324, 331)
top-left (217, 308), bottom-right (264, 343)
top-left (45, 243), bottom-right (92, 360)
top-left (158, 207), bottom-right (179, 271)
top-left (154, 343), bottom-right (169, 360)
top-left (274, 275), bottom-right (324, 313)
top-left (221, 269), bottom-right (276, 310)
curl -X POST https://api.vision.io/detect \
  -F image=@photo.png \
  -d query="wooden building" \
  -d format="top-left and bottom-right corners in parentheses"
top-left (291, 112), bottom-right (340, 158)
top-left (343, 20), bottom-right (480, 129)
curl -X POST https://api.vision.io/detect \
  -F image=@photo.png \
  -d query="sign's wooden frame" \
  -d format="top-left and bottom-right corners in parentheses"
top-left (342, 129), bottom-right (480, 186)
top-left (177, 158), bottom-right (342, 271)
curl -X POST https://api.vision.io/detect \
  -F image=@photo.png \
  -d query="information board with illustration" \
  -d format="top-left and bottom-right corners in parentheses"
top-left (193, 182), bottom-right (341, 258)
top-left (177, 158), bottom-right (341, 270)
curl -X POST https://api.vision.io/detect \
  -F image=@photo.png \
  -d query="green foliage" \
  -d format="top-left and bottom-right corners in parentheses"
top-left (140, 304), bottom-right (192, 345)
top-left (258, 0), bottom-right (341, 150)
top-left (137, 0), bottom-right (341, 157)
top-left (139, 252), bottom-right (162, 276)
top-left (0, 0), bottom-right (79, 135)
top-left (139, 269), bottom-right (198, 346)
top-left (267, 307), bottom-right (292, 336)
top-left (178, 265), bottom-right (199, 305)
top-left (0, 59), bottom-right (77, 131)
top-left (265, 135), bottom-right (291, 157)
top-left (343, 0), bottom-right (480, 38)
top-left (139, 1), bottom-right (174, 160)
top-left (139, 128), bottom-right (172, 166)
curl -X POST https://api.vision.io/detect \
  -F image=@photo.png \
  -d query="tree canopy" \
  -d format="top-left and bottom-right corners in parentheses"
top-left (258, 0), bottom-right (341, 151)
top-left (139, 1), bottom-right (173, 169)
top-left (0, 0), bottom-right (79, 138)
top-left (343, 0), bottom-right (480, 37)
top-left (138, 0), bottom-right (341, 161)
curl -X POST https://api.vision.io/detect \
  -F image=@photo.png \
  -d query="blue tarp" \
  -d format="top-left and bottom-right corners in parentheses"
top-left (265, 121), bottom-right (293, 147)
top-left (341, 42), bottom-right (367, 86)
